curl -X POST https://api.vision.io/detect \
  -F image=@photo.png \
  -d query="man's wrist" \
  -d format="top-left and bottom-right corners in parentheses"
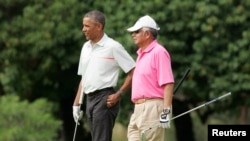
top-left (117, 90), bottom-right (124, 96)
top-left (163, 107), bottom-right (171, 114)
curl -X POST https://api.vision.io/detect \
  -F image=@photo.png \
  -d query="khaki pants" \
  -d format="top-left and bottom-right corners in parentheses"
top-left (127, 99), bottom-right (165, 141)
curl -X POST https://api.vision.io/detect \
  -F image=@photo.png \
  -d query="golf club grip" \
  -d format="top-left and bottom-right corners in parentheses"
top-left (173, 68), bottom-right (190, 94)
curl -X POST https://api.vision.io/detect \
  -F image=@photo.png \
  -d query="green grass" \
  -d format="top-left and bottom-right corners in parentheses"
top-left (112, 122), bottom-right (176, 141)
top-left (112, 123), bottom-right (127, 141)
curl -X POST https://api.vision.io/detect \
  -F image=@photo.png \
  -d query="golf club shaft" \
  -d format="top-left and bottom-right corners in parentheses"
top-left (141, 68), bottom-right (190, 141)
top-left (173, 68), bottom-right (190, 94)
top-left (73, 88), bottom-right (85, 141)
top-left (142, 92), bottom-right (232, 133)
top-left (171, 92), bottom-right (231, 120)
top-left (72, 117), bottom-right (79, 141)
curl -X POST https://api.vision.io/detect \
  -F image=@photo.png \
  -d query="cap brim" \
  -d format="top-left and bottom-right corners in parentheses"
top-left (127, 25), bottom-right (142, 32)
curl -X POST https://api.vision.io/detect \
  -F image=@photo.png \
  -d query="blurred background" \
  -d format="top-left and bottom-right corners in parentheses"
top-left (0, 0), bottom-right (249, 141)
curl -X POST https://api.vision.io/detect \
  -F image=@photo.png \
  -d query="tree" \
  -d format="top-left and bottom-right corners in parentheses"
top-left (0, 95), bottom-right (62, 141)
top-left (0, 0), bottom-right (87, 140)
top-left (1, 0), bottom-right (249, 141)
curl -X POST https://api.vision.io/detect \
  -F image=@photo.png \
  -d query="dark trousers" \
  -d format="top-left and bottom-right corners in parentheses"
top-left (86, 88), bottom-right (119, 141)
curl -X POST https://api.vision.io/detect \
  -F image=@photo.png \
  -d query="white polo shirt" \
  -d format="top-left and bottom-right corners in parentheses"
top-left (78, 34), bottom-right (135, 94)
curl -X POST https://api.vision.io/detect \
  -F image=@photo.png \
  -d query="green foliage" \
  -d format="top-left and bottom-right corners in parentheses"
top-left (0, 94), bottom-right (62, 141)
top-left (1, 0), bottom-right (250, 140)
top-left (102, 0), bottom-right (250, 123)
top-left (0, 0), bottom-right (85, 100)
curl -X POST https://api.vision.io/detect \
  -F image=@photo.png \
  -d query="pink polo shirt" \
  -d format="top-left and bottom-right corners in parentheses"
top-left (131, 40), bottom-right (174, 102)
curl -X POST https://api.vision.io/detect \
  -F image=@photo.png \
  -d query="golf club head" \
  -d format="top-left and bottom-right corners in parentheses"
top-left (140, 126), bottom-right (158, 141)
top-left (141, 131), bottom-right (147, 141)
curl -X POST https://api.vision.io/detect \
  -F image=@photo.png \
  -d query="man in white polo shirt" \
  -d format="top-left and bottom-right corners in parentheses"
top-left (73, 10), bottom-right (135, 141)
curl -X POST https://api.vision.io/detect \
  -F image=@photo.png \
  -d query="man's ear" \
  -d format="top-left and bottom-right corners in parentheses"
top-left (144, 30), bottom-right (152, 39)
top-left (96, 22), bottom-right (104, 31)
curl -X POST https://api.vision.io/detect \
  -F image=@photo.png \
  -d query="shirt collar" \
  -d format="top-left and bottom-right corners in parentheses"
top-left (137, 40), bottom-right (158, 55)
top-left (95, 33), bottom-right (108, 47)
top-left (87, 33), bottom-right (108, 47)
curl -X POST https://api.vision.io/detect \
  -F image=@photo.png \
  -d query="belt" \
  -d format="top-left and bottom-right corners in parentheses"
top-left (87, 87), bottom-right (114, 96)
top-left (134, 98), bottom-right (148, 104)
top-left (134, 98), bottom-right (162, 104)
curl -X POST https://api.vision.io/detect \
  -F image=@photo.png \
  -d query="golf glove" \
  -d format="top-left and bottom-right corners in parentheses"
top-left (73, 106), bottom-right (83, 124)
top-left (159, 111), bottom-right (171, 128)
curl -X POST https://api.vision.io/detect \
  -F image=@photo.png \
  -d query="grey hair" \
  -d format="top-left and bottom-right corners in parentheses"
top-left (84, 10), bottom-right (105, 29)
top-left (142, 27), bottom-right (158, 39)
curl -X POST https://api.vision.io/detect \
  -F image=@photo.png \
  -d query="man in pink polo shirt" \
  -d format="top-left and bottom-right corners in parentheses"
top-left (127, 15), bottom-right (175, 141)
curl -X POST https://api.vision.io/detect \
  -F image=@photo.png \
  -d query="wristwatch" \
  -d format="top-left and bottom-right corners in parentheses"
top-left (117, 90), bottom-right (124, 96)
top-left (163, 107), bottom-right (171, 114)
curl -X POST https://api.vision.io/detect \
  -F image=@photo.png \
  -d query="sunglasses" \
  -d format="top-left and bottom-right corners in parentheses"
top-left (131, 29), bottom-right (141, 34)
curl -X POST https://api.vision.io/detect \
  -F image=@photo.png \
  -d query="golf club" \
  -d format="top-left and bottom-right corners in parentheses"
top-left (73, 88), bottom-right (84, 141)
top-left (173, 68), bottom-right (190, 94)
top-left (141, 92), bottom-right (232, 141)
top-left (140, 68), bottom-right (190, 141)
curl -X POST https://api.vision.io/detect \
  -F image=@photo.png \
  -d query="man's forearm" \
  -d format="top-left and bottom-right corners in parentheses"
top-left (73, 81), bottom-right (83, 105)
top-left (163, 83), bottom-right (174, 108)
top-left (118, 68), bottom-right (134, 94)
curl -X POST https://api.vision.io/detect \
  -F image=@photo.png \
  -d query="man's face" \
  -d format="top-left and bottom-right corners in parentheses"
top-left (130, 28), bottom-right (147, 46)
top-left (82, 17), bottom-right (100, 41)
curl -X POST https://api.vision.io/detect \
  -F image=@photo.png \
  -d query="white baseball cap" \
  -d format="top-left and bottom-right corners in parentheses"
top-left (127, 15), bottom-right (160, 32)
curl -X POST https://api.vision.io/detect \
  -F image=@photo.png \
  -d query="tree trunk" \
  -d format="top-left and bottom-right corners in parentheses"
top-left (238, 92), bottom-right (249, 124)
top-left (238, 105), bottom-right (248, 124)
top-left (173, 99), bottom-right (195, 141)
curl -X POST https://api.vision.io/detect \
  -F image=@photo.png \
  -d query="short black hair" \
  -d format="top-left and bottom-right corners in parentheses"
top-left (84, 10), bottom-right (105, 29)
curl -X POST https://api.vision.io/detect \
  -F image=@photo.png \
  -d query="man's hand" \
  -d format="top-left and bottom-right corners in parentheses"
top-left (159, 112), bottom-right (171, 128)
top-left (73, 106), bottom-right (83, 124)
top-left (106, 93), bottom-right (121, 108)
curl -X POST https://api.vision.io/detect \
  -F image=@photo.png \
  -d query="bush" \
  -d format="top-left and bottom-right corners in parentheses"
top-left (0, 95), bottom-right (62, 141)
